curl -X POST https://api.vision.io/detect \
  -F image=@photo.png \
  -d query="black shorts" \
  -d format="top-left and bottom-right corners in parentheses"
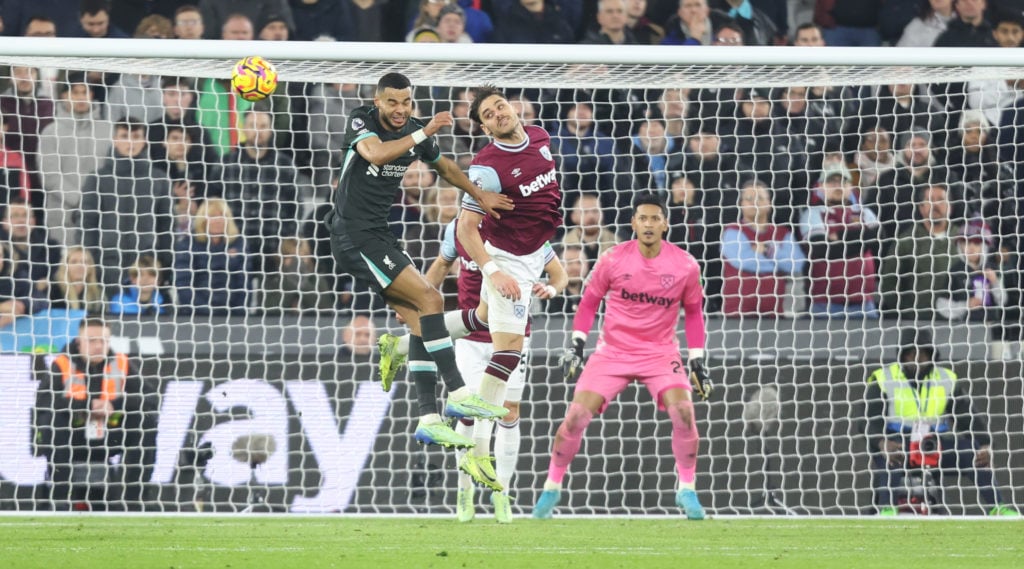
top-left (330, 227), bottom-right (414, 295)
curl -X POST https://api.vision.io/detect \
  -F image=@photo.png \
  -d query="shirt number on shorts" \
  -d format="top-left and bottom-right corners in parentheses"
top-left (671, 360), bottom-right (683, 374)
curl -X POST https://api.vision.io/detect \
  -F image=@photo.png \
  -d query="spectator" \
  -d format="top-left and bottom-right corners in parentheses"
top-left (710, 0), bottom-right (778, 45)
top-left (997, 78), bottom-right (1024, 182)
top-left (170, 179), bottom-right (197, 239)
top-left (858, 83), bottom-right (947, 150)
top-left (340, 313), bottom-right (376, 358)
top-left (730, 87), bottom-right (774, 185)
top-left (158, 124), bottom-right (223, 200)
top-left (991, 9), bottom-right (1024, 46)
top-left (751, 0), bottom-right (788, 39)
top-left (615, 115), bottom-right (678, 193)
top-left (897, 0), bottom-right (955, 47)
top-left (174, 197), bottom-right (250, 314)
top-left (492, 0), bottom-right (582, 37)
top-left (879, 184), bottom-right (961, 320)
top-left (943, 220), bottom-right (999, 323)
top-left (509, 93), bottom-right (539, 126)
top-left (109, 255), bottom-right (165, 315)
top-left (864, 328), bottom-right (1018, 516)
top-left (110, 1), bottom-right (189, 34)
top-left (768, 85), bottom-right (836, 221)
top-left (2, 1), bottom-right (80, 36)
top-left (663, 0), bottom-right (713, 44)
top-left (867, 128), bottom-right (956, 246)
top-left (0, 110), bottom-right (32, 207)
top-left (583, 0), bottom-right (639, 43)
top-left (549, 101), bottom-right (616, 194)
top-left (218, 11), bottom-right (254, 39)
top-left (406, 0), bottom-right (445, 39)
top-left (722, 181), bottom-right (806, 317)
top-left (23, 15), bottom-right (59, 37)
top-left (262, 235), bottom-right (333, 313)
top-left (711, 18), bottom-right (745, 44)
top-left (968, 77), bottom-right (1018, 130)
top-left (627, 0), bottom-right (665, 43)
top-left (0, 200), bottom-right (61, 285)
top-left (307, 82), bottom-right (364, 189)
top-left (934, 0), bottom-right (996, 46)
top-left (0, 65), bottom-right (54, 195)
top-left (436, 87), bottom-right (485, 167)
top-left (39, 72), bottom-right (113, 246)
top-left (988, 236), bottom-right (1023, 360)
top-left (436, 3), bottom-right (472, 42)
top-left (799, 164), bottom-right (881, 319)
top-left (792, 21), bottom-right (824, 44)
top-left (38, 245), bottom-right (105, 313)
top-left (492, 0), bottom-right (576, 43)
top-left (946, 110), bottom-right (1014, 233)
top-left (200, 0), bottom-right (293, 39)
top-left (290, 0), bottom-right (354, 41)
top-left (880, 0), bottom-right (926, 44)
top-left (21, 18), bottom-right (62, 101)
top-left (221, 109), bottom-right (305, 264)
top-left (853, 125), bottom-right (896, 190)
top-left (0, 240), bottom-right (34, 328)
top-left (656, 87), bottom-right (690, 148)
top-left (813, 0), bottom-right (882, 46)
top-left (34, 317), bottom-right (156, 510)
top-left (666, 174), bottom-right (707, 259)
top-left (148, 77), bottom-right (213, 161)
top-left (258, 13), bottom-right (290, 40)
top-left (409, 26), bottom-right (441, 41)
top-left (545, 243), bottom-right (588, 314)
top-left (107, 72), bottom-right (164, 123)
top-left (173, 4), bottom-right (205, 39)
top-left (561, 193), bottom-right (619, 271)
top-left (76, 0), bottom-right (129, 38)
top-left (134, 14), bottom-right (174, 38)
top-left (80, 120), bottom-right (173, 288)
top-left (348, 0), bottom-right (387, 42)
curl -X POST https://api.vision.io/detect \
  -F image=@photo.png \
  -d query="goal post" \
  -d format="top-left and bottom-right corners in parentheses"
top-left (0, 38), bottom-right (1020, 515)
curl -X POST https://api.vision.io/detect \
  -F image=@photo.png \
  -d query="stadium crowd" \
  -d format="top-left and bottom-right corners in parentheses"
top-left (1, 0), bottom-right (1024, 356)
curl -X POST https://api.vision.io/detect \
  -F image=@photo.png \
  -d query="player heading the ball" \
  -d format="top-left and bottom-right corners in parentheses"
top-left (533, 191), bottom-right (714, 521)
top-left (326, 72), bottom-right (514, 452)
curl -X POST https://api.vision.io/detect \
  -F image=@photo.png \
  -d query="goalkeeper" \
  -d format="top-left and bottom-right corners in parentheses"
top-left (532, 192), bottom-right (713, 520)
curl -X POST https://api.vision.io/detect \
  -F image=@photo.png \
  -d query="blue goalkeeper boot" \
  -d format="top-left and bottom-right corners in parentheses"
top-left (532, 489), bottom-right (561, 519)
top-left (676, 489), bottom-right (706, 520)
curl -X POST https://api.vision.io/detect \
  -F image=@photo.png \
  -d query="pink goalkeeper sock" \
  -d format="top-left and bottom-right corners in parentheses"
top-left (669, 400), bottom-right (699, 485)
top-left (546, 402), bottom-right (594, 485)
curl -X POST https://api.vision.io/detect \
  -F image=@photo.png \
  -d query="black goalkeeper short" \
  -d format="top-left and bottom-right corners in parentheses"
top-left (330, 227), bottom-right (414, 295)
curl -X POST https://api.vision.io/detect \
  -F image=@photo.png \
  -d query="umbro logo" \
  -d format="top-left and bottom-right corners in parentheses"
top-left (511, 168), bottom-right (522, 178)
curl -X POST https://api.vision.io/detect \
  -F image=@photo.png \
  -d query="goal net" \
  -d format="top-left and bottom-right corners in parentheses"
top-left (0, 39), bottom-right (1021, 516)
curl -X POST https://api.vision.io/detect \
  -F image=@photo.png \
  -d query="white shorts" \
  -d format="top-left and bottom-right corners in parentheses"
top-left (455, 335), bottom-right (531, 403)
top-left (480, 241), bottom-right (547, 335)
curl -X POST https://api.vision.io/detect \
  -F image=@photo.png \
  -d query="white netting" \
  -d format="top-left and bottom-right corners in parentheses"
top-left (0, 41), bottom-right (1020, 516)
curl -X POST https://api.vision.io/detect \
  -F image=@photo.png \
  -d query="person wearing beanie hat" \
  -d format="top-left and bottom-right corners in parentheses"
top-left (437, 3), bottom-right (473, 42)
top-left (864, 326), bottom-right (1019, 516)
top-left (410, 26), bottom-right (441, 42)
top-left (258, 14), bottom-right (290, 40)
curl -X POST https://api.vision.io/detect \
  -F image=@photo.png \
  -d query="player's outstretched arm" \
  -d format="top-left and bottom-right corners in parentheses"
top-left (355, 111), bottom-right (452, 167)
top-left (433, 156), bottom-right (513, 220)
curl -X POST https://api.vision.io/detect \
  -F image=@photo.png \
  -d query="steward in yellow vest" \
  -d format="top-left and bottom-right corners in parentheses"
top-left (864, 328), bottom-right (1017, 516)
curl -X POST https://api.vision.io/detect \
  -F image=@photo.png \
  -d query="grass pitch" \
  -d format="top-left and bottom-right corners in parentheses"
top-left (0, 516), bottom-right (1020, 569)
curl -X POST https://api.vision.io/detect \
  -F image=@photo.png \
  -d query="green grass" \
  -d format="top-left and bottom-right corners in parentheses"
top-left (0, 517), bottom-right (1020, 569)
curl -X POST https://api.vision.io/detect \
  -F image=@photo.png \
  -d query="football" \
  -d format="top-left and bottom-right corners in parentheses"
top-left (231, 56), bottom-right (278, 102)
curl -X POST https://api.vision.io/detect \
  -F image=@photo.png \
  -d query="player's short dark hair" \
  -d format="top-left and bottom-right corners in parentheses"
top-left (468, 84), bottom-right (506, 125)
top-left (632, 191), bottom-right (668, 217)
top-left (80, 0), bottom-right (111, 17)
top-left (377, 72), bottom-right (412, 94)
top-left (56, 71), bottom-right (89, 97)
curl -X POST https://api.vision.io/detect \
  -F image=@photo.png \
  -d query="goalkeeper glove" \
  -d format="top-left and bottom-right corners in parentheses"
top-left (561, 331), bottom-right (586, 382)
top-left (688, 357), bottom-right (712, 401)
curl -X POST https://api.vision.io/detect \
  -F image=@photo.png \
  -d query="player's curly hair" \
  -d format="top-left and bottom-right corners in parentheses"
top-left (468, 84), bottom-right (506, 125)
